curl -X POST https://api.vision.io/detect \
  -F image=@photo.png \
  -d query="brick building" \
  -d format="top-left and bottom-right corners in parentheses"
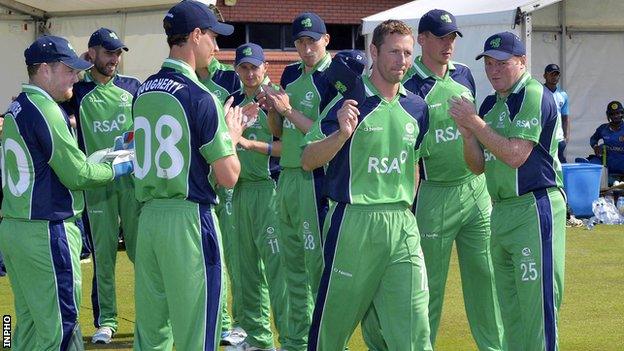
top-left (212, 0), bottom-right (410, 81)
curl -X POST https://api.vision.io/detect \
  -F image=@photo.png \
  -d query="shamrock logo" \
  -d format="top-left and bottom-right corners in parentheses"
top-left (109, 32), bottom-right (119, 40)
top-left (440, 14), bottom-right (452, 23)
top-left (301, 18), bottom-right (313, 28)
top-left (334, 81), bottom-right (347, 93)
top-left (490, 37), bottom-right (501, 48)
top-left (243, 47), bottom-right (252, 56)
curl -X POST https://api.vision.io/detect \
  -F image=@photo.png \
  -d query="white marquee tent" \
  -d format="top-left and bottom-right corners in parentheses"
top-left (0, 0), bottom-right (215, 109)
top-left (363, 0), bottom-right (624, 160)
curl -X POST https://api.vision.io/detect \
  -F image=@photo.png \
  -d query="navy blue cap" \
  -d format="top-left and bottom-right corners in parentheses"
top-left (88, 28), bottom-right (128, 51)
top-left (235, 43), bottom-right (265, 67)
top-left (418, 9), bottom-right (463, 37)
top-left (292, 12), bottom-right (326, 41)
top-left (607, 101), bottom-right (623, 113)
top-left (24, 35), bottom-right (93, 71)
top-left (544, 63), bottom-right (560, 74)
top-left (325, 50), bottom-right (368, 104)
top-left (163, 0), bottom-right (233, 36)
top-left (476, 32), bottom-right (526, 60)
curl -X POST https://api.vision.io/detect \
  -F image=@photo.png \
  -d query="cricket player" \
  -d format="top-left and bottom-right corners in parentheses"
top-left (62, 27), bottom-right (141, 344)
top-left (195, 11), bottom-right (245, 344)
top-left (543, 64), bottom-right (570, 163)
top-left (131, 1), bottom-right (246, 350)
top-left (590, 101), bottom-right (624, 181)
top-left (449, 31), bottom-right (566, 351)
top-left (301, 19), bottom-right (432, 350)
top-left (0, 35), bottom-right (133, 351)
top-left (259, 12), bottom-right (335, 351)
top-left (399, 9), bottom-right (504, 349)
top-left (225, 42), bottom-right (287, 351)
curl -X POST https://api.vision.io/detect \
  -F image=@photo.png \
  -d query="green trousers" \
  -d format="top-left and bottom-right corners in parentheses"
top-left (214, 186), bottom-right (237, 333)
top-left (277, 168), bottom-right (326, 351)
top-left (84, 176), bottom-right (141, 331)
top-left (491, 188), bottom-right (566, 351)
top-left (312, 203), bottom-right (432, 351)
top-left (133, 199), bottom-right (224, 351)
top-left (230, 179), bottom-right (287, 349)
top-left (0, 218), bottom-right (84, 351)
top-left (414, 175), bottom-right (504, 350)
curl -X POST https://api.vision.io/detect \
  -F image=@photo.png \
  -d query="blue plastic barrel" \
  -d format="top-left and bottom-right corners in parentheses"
top-left (561, 163), bottom-right (603, 217)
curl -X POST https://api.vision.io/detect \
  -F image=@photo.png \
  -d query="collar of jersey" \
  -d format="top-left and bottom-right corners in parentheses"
top-left (497, 71), bottom-right (531, 100)
top-left (411, 56), bottom-right (456, 80)
top-left (363, 75), bottom-right (407, 103)
top-left (241, 76), bottom-right (271, 101)
top-left (298, 52), bottom-right (331, 75)
top-left (84, 71), bottom-right (117, 87)
top-left (22, 83), bottom-right (55, 102)
top-left (162, 58), bottom-right (201, 84)
top-left (207, 57), bottom-right (231, 76)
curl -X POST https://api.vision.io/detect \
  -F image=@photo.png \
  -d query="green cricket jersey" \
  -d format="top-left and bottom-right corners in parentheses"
top-left (199, 58), bottom-right (241, 104)
top-left (230, 77), bottom-right (274, 182)
top-left (403, 57), bottom-right (477, 182)
top-left (63, 72), bottom-right (140, 155)
top-left (1, 84), bottom-right (114, 220)
top-left (479, 72), bottom-right (563, 201)
top-left (280, 53), bottom-right (335, 168)
top-left (304, 76), bottom-right (429, 206)
top-left (132, 59), bottom-right (235, 204)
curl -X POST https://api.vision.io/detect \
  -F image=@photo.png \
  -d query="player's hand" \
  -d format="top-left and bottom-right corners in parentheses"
top-left (337, 99), bottom-right (359, 141)
top-left (449, 96), bottom-right (480, 130)
top-left (113, 131), bottom-right (134, 151)
top-left (594, 145), bottom-right (603, 157)
top-left (112, 153), bottom-right (134, 179)
top-left (225, 98), bottom-right (245, 145)
top-left (265, 85), bottom-right (292, 117)
top-left (256, 84), bottom-right (276, 111)
top-left (241, 102), bottom-right (260, 127)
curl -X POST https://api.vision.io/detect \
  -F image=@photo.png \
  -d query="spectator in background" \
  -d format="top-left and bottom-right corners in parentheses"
top-left (589, 101), bottom-right (624, 184)
top-left (543, 63), bottom-right (570, 163)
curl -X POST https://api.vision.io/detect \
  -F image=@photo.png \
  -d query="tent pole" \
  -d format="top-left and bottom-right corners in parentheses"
top-left (522, 13), bottom-right (533, 73)
top-left (559, 0), bottom-right (567, 89)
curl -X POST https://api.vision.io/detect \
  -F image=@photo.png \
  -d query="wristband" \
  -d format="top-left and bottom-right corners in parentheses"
top-left (267, 142), bottom-right (273, 156)
top-left (281, 106), bottom-right (292, 116)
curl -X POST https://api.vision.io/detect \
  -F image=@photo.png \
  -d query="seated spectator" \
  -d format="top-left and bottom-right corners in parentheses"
top-left (589, 101), bottom-right (624, 184)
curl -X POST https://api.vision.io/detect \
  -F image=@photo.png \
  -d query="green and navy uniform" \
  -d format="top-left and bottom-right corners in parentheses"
top-left (227, 80), bottom-right (287, 349)
top-left (63, 71), bottom-right (142, 333)
top-left (304, 77), bottom-right (432, 350)
top-left (132, 58), bottom-right (235, 351)
top-left (479, 72), bottom-right (565, 351)
top-left (198, 58), bottom-right (242, 334)
top-left (0, 84), bottom-right (115, 351)
top-left (278, 52), bottom-right (335, 351)
top-left (398, 57), bottom-right (505, 349)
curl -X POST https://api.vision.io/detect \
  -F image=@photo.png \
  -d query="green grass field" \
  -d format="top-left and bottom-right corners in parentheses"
top-left (1, 226), bottom-right (623, 350)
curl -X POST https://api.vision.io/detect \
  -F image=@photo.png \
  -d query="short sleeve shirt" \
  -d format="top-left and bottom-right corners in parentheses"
top-left (479, 72), bottom-right (563, 201)
top-left (132, 59), bottom-right (235, 204)
top-left (402, 57), bottom-right (477, 183)
top-left (305, 76), bottom-right (429, 206)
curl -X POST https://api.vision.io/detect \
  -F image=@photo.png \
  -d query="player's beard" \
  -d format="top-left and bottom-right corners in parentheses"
top-left (94, 59), bottom-right (116, 78)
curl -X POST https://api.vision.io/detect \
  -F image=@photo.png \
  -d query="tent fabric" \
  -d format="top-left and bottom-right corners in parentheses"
top-left (361, 0), bottom-right (624, 161)
top-left (8, 1), bottom-right (177, 14)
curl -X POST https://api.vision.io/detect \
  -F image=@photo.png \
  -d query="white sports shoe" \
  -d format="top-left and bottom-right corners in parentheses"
top-left (220, 327), bottom-right (247, 346)
top-left (91, 326), bottom-right (113, 344)
top-left (224, 341), bottom-right (276, 351)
